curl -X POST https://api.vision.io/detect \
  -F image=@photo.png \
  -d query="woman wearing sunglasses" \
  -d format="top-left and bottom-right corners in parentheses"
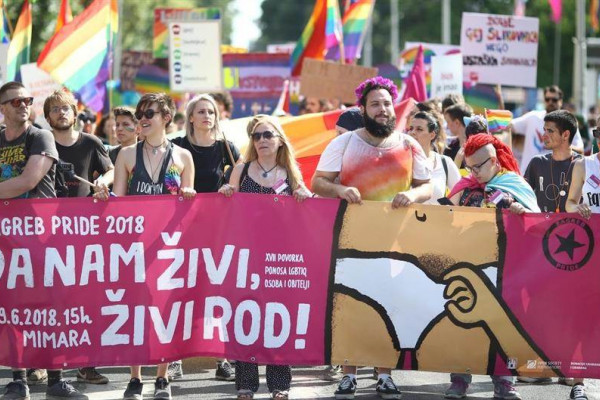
top-left (219, 115), bottom-right (311, 400)
top-left (94, 92), bottom-right (195, 400)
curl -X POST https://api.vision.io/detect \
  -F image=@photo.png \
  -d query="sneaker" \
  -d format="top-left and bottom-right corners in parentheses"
top-left (215, 361), bottom-right (235, 381)
top-left (323, 365), bottom-right (343, 381)
top-left (493, 378), bottom-right (521, 399)
top-left (375, 376), bottom-right (401, 399)
top-left (167, 361), bottom-right (183, 380)
top-left (570, 384), bottom-right (588, 400)
top-left (334, 375), bottom-right (357, 399)
top-left (76, 367), bottom-right (109, 384)
top-left (445, 376), bottom-right (469, 399)
top-left (372, 367), bottom-right (379, 380)
top-left (26, 369), bottom-right (47, 385)
top-left (153, 377), bottom-right (171, 400)
top-left (1, 380), bottom-right (30, 400)
top-left (517, 376), bottom-right (552, 384)
top-left (46, 380), bottom-right (88, 399)
top-left (123, 378), bottom-right (143, 400)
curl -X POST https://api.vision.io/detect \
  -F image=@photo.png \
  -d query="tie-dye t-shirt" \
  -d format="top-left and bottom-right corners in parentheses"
top-left (317, 131), bottom-right (431, 201)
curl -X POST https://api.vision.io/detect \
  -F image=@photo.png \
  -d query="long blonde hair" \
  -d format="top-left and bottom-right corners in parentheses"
top-left (184, 94), bottom-right (223, 142)
top-left (245, 115), bottom-right (304, 191)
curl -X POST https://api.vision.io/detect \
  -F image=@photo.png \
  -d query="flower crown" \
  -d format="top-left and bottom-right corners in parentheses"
top-left (355, 76), bottom-right (399, 106)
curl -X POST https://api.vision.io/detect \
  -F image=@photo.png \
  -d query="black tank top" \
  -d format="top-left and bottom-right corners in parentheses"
top-left (128, 141), bottom-right (179, 195)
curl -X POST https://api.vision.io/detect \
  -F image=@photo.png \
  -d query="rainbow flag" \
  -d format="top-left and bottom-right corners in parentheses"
top-left (38, 0), bottom-right (118, 112)
top-left (591, 0), bottom-right (599, 31)
top-left (327, 0), bottom-right (374, 62)
top-left (291, 0), bottom-right (341, 76)
top-left (6, 0), bottom-right (31, 82)
top-left (54, 0), bottom-right (73, 34)
top-left (486, 109), bottom-right (513, 134)
top-left (0, 0), bottom-right (11, 44)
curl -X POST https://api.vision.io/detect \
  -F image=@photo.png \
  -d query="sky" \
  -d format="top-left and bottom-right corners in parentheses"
top-left (230, 0), bottom-right (263, 49)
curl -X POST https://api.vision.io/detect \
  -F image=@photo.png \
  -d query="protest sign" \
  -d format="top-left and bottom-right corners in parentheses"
top-left (431, 53), bottom-right (463, 99)
top-left (222, 53), bottom-right (290, 118)
top-left (460, 12), bottom-right (539, 87)
top-left (121, 51), bottom-right (154, 92)
top-left (168, 21), bottom-right (223, 92)
top-left (19, 63), bottom-right (62, 130)
top-left (299, 59), bottom-right (377, 104)
top-left (1, 196), bottom-right (599, 379)
top-left (153, 8), bottom-right (221, 59)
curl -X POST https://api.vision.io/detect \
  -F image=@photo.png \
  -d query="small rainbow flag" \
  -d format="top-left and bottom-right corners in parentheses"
top-left (485, 109), bottom-right (513, 134)
top-left (327, 0), bottom-right (374, 62)
top-left (291, 0), bottom-right (341, 76)
top-left (6, 0), bottom-right (31, 82)
top-left (38, 0), bottom-right (118, 112)
top-left (54, 0), bottom-right (73, 34)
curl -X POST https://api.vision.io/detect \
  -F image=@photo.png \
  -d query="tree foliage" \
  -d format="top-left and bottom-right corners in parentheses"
top-left (3, 0), bottom-right (235, 60)
top-left (257, 0), bottom-right (586, 98)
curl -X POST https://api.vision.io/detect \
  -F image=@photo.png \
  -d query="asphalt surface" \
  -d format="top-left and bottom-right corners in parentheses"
top-left (1, 366), bottom-right (598, 399)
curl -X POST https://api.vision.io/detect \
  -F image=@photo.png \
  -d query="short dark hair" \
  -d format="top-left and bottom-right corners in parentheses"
top-left (210, 92), bottom-right (233, 113)
top-left (441, 94), bottom-right (465, 112)
top-left (0, 81), bottom-right (26, 102)
top-left (413, 111), bottom-right (439, 136)
top-left (465, 117), bottom-right (488, 138)
top-left (544, 85), bottom-right (563, 100)
top-left (136, 93), bottom-right (175, 127)
top-left (544, 110), bottom-right (578, 144)
top-left (113, 106), bottom-right (138, 124)
top-left (444, 103), bottom-right (473, 127)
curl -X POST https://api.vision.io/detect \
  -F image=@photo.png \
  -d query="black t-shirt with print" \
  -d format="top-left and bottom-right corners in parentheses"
top-left (0, 125), bottom-right (58, 198)
top-left (55, 132), bottom-right (113, 198)
top-left (171, 136), bottom-right (240, 193)
top-left (523, 152), bottom-right (581, 213)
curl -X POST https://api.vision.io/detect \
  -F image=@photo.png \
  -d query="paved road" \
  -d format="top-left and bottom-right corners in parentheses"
top-left (1, 366), bottom-right (598, 399)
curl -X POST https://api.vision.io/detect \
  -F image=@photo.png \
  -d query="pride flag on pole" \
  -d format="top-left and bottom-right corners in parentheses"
top-left (485, 109), bottom-right (513, 134)
top-left (6, 0), bottom-right (31, 82)
top-left (291, 0), bottom-right (342, 76)
top-left (38, 0), bottom-right (118, 112)
top-left (0, 0), bottom-right (11, 44)
top-left (326, 0), bottom-right (374, 63)
top-left (54, 0), bottom-right (73, 34)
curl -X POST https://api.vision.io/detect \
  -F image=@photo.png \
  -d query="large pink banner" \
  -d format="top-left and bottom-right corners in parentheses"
top-left (0, 194), bottom-right (340, 369)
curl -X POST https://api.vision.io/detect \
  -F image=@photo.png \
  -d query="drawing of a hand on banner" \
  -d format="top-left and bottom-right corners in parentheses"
top-left (328, 202), bottom-right (559, 378)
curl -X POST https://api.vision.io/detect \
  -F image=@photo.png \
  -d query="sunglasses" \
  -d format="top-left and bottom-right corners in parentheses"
top-left (465, 157), bottom-right (492, 174)
top-left (135, 108), bottom-right (159, 121)
top-left (544, 97), bottom-right (560, 103)
top-left (2, 97), bottom-right (33, 107)
top-left (251, 130), bottom-right (277, 141)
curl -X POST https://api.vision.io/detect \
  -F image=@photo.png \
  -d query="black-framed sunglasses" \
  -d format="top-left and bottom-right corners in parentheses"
top-left (593, 128), bottom-right (600, 139)
top-left (2, 97), bottom-right (33, 107)
top-left (251, 130), bottom-right (277, 141)
top-left (135, 108), bottom-right (157, 121)
top-left (544, 97), bottom-right (560, 103)
top-left (465, 157), bottom-right (492, 174)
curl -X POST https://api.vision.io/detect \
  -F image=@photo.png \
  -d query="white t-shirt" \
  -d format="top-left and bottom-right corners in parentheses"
top-left (582, 155), bottom-right (600, 213)
top-left (425, 153), bottom-right (461, 205)
top-left (316, 130), bottom-right (431, 201)
top-left (512, 110), bottom-right (583, 172)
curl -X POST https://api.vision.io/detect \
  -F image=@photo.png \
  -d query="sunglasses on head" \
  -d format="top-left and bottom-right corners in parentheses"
top-left (135, 108), bottom-right (158, 121)
top-left (251, 130), bottom-right (277, 141)
top-left (545, 97), bottom-right (560, 103)
top-left (2, 97), bottom-right (33, 107)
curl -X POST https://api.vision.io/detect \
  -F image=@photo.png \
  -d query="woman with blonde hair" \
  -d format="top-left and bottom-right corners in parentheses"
top-left (219, 114), bottom-right (311, 399)
top-left (172, 93), bottom-right (241, 193)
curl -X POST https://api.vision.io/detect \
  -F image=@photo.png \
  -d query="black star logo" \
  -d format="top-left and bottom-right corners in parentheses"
top-left (554, 229), bottom-right (585, 260)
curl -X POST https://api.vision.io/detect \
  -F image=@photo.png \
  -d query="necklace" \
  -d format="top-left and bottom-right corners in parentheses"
top-left (144, 144), bottom-right (167, 183)
top-left (146, 139), bottom-right (166, 155)
top-left (548, 155), bottom-right (574, 212)
top-left (256, 160), bottom-right (277, 178)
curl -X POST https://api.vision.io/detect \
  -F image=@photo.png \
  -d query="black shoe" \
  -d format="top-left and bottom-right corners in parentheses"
top-left (2, 380), bottom-right (30, 400)
top-left (375, 376), bottom-right (402, 399)
top-left (334, 375), bottom-right (357, 399)
top-left (215, 361), bottom-right (235, 381)
top-left (153, 378), bottom-right (171, 400)
top-left (123, 378), bottom-right (143, 400)
top-left (46, 380), bottom-right (88, 399)
top-left (570, 384), bottom-right (588, 400)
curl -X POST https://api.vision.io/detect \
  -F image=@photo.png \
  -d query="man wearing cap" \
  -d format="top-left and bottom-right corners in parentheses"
top-left (312, 76), bottom-right (432, 400)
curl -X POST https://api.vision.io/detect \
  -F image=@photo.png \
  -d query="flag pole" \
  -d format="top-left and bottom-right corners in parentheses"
top-left (3, 2), bottom-right (14, 36)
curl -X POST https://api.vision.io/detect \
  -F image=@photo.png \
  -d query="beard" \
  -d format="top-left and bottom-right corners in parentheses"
top-left (50, 118), bottom-right (75, 132)
top-left (363, 112), bottom-right (396, 138)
